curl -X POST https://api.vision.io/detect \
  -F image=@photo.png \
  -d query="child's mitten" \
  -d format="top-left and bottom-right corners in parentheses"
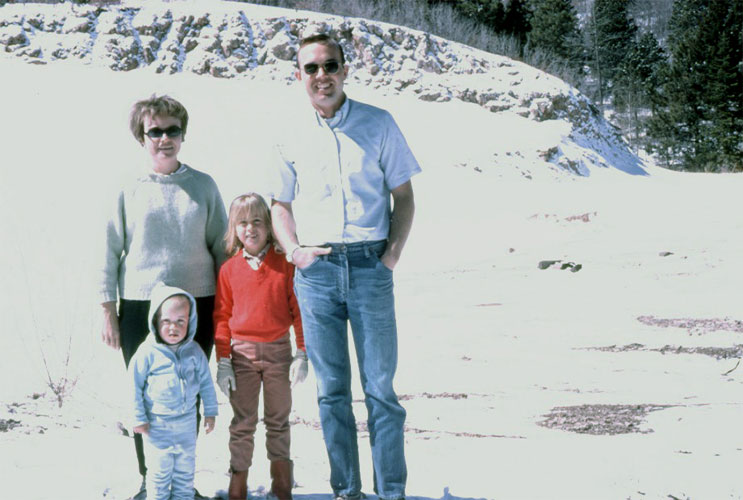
top-left (290, 350), bottom-right (308, 388)
top-left (216, 358), bottom-right (237, 396)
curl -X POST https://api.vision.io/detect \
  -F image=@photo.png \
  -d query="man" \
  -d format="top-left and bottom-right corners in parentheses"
top-left (271, 33), bottom-right (420, 500)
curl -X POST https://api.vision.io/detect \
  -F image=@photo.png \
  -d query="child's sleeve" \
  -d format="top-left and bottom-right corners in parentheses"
top-left (129, 350), bottom-right (150, 427)
top-left (213, 262), bottom-right (234, 360)
top-left (287, 265), bottom-right (305, 351)
top-left (196, 351), bottom-right (219, 418)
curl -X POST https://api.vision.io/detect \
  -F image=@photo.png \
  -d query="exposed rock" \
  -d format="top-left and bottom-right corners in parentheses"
top-left (0, 2), bottom-right (642, 177)
top-left (132, 8), bottom-right (172, 39)
top-left (94, 33), bottom-right (142, 71)
top-left (97, 11), bottom-right (133, 37)
top-left (49, 34), bottom-right (90, 60)
top-left (0, 3), bottom-right (570, 117)
top-left (62, 15), bottom-right (95, 34)
top-left (0, 24), bottom-right (27, 49)
top-left (266, 28), bottom-right (295, 61)
top-left (538, 147), bottom-right (558, 162)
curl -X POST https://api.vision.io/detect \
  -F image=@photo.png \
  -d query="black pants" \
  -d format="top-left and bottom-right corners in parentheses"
top-left (119, 295), bottom-right (215, 477)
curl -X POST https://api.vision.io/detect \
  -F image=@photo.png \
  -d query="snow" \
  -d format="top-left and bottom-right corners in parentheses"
top-left (1, 5), bottom-right (743, 500)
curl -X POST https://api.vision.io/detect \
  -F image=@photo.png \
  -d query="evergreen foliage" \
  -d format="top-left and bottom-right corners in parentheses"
top-left (613, 32), bottom-right (667, 149)
top-left (588, 0), bottom-right (637, 101)
top-left (614, 32), bottom-right (666, 111)
top-left (444, 0), bottom-right (506, 31)
top-left (648, 0), bottom-right (742, 171)
top-left (527, 0), bottom-right (583, 71)
top-left (503, 0), bottom-right (532, 47)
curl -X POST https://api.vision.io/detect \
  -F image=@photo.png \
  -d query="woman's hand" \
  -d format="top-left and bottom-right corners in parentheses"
top-left (101, 302), bottom-right (121, 350)
top-left (133, 423), bottom-right (150, 435)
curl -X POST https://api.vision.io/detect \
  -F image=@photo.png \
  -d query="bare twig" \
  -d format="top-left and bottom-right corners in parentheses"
top-left (722, 359), bottom-right (740, 376)
top-left (17, 245), bottom-right (81, 408)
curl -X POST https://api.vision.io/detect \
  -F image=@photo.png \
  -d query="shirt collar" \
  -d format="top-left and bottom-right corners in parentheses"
top-left (242, 244), bottom-right (270, 270)
top-left (321, 96), bottom-right (350, 129)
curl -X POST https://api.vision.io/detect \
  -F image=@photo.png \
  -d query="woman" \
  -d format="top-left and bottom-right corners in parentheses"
top-left (98, 94), bottom-right (227, 500)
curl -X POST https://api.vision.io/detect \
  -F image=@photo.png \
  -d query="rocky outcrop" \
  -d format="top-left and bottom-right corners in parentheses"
top-left (0, 2), bottom-right (590, 116)
top-left (0, 1), bottom-right (644, 176)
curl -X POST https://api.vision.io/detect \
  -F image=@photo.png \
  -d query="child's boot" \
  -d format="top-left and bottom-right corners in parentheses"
top-left (270, 459), bottom-right (293, 500)
top-left (228, 468), bottom-right (248, 500)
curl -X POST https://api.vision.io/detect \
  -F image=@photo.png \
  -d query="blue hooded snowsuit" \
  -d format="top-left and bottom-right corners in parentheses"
top-left (129, 284), bottom-right (218, 500)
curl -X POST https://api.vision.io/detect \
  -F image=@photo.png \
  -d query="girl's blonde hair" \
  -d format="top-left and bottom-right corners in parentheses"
top-left (225, 193), bottom-right (274, 256)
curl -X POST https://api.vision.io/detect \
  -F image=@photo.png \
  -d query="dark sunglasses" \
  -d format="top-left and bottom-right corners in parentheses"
top-left (303, 59), bottom-right (341, 75)
top-left (145, 126), bottom-right (182, 139)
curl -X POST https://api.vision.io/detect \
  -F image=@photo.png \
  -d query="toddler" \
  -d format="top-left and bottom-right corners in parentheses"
top-left (130, 284), bottom-right (218, 500)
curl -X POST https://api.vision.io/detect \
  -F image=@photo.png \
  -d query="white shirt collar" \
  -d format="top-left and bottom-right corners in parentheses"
top-left (242, 244), bottom-right (270, 270)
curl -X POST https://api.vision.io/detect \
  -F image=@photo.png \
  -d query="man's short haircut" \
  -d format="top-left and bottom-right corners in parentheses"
top-left (297, 33), bottom-right (346, 66)
top-left (129, 94), bottom-right (189, 145)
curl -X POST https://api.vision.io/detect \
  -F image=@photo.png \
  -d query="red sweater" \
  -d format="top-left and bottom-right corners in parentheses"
top-left (213, 247), bottom-right (304, 360)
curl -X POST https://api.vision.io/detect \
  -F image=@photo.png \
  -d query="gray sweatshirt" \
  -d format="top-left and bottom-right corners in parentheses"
top-left (99, 164), bottom-right (228, 302)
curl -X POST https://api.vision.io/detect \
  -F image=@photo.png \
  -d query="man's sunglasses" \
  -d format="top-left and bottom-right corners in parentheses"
top-left (145, 126), bottom-right (182, 139)
top-left (303, 60), bottom-right (341, 75)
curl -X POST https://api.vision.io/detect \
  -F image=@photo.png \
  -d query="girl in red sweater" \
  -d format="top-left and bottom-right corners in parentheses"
top-left (214, 193), bottom-right (307, 500)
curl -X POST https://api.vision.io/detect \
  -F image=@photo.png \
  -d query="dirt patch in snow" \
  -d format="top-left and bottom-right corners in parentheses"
top-left (585, 343), bottom-right (743, 360)
top-left (396, 392), bottom-right (470, 401)
top-left (538, 404), bottom-right (673, 435)
top-left (637, 316), bottom-right (743, 335)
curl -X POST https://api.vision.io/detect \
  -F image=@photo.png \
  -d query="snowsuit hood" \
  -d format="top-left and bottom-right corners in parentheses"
top-left (147, 283), bottom-right (198, 345)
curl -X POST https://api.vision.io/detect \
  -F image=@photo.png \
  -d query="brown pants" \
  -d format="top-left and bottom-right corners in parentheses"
top-left (229, 335), bottom-right (293, 471)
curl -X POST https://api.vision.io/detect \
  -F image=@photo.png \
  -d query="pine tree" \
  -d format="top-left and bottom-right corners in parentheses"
top-left (503, 0), bottom-right (532, 48)
top-left (649, 0), bottom-right (742, 171)
top-left (587, 0), bottom-right (637, 105)
top-left (485, 0), bottom-right (506, 32)
top-left (706, 0), bottom-right (742, 171)
top-left (614, 32), bottom-right (667, 149)
top-left (427, 0), bottom-right (505, 33)
top-left (528, 0), bottom-right (583, 71)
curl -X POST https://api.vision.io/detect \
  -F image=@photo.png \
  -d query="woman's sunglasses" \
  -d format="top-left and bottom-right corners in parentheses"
top-left (303, 59), bottom-right (341, 75)
top-left (145, 126), bottom-right (182, 139)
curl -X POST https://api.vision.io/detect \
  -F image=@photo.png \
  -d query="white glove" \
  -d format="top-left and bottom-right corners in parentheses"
top-left (290, 350), bottom-right (308, 388)
top-left (216, 358), bottom-right (237, 396)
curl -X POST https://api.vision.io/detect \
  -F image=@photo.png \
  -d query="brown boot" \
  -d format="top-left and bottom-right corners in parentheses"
top-left (228, 468), bottom-right (248, 500)
top-left (270, 459), bottom-right (294, 500)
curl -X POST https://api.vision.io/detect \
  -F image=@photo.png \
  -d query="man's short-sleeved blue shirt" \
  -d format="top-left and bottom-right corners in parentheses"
top-left (273, 98), bottom-right (421, 246)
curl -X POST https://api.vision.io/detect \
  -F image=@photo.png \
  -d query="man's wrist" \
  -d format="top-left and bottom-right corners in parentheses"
top-left (285, 243), bottom-right (301, 263)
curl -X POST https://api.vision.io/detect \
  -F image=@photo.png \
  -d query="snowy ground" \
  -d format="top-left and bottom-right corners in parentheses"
top-left (1, 57), bottom-right (742, 500)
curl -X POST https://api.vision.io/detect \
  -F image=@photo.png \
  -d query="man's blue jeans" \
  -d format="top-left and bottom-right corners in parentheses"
top-left (294, 240), bottom-right (407, 500)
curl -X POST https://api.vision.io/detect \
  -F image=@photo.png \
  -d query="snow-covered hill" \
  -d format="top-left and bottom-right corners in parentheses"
top-left (0, 0), bottom-right (645, 178)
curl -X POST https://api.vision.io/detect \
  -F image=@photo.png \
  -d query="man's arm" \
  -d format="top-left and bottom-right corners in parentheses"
top-left (382, 180), bottom-right (415, 270)
top-left (271, 200), bottom-right (330, 269)
top-left (271, 200), bottom-right (300, 253)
